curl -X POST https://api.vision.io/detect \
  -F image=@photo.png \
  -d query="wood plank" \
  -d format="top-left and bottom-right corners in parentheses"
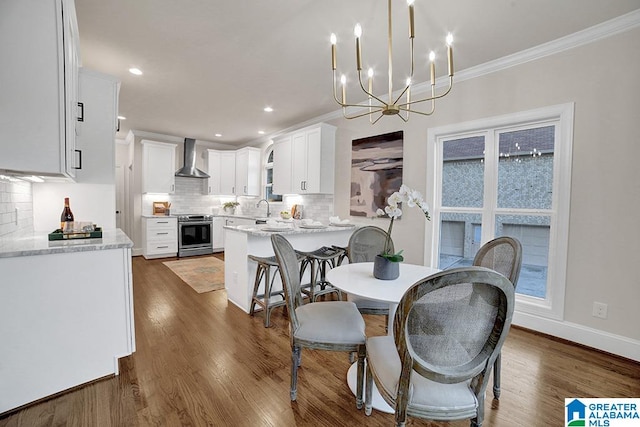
top-left (1, 254), bottom-right (638, 426)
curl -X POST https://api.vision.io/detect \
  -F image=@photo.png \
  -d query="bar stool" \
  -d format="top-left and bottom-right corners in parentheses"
top-left (248, 255), bottom-right (286, 327)
top-left (298, 246), bottom-right (346, 301)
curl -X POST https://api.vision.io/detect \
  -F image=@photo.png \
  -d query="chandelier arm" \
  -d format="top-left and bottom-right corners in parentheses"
top-left (357, 70), bottom-right (388, 106)
top-left (343, 108), bottom-right (385, 120)
top-left (371, 112), bottom-right (385, 125)
top-left (397, 77), bottom-right (453, 107)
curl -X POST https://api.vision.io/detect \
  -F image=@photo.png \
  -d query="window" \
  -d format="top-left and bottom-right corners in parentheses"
top-left (264, 146), bottom-right (282, 202)
top-left (427, 104), bottom-right (574, 320)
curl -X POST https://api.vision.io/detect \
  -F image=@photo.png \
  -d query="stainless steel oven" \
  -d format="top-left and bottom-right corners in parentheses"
top-left (177, 214), bottom-right (214, 257)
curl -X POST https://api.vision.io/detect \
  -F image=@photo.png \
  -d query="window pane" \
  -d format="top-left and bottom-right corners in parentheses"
top-left (267, 150), bottom-right (274, 163)
top-left (496, 214), bottom-right (550, 299)
top-left (442, 136), bottom-right (485, 208)
top-left (497, 126), bottom-right (554, 209)
top-left (266, 167), bottom-right (273, 184)
top-left (438, 212), bottom-right (482, 269)
top-left (266, 185), bottom-right (282, 202)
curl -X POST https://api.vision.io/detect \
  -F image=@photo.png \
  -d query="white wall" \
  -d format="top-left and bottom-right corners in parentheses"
top-left (32, 183), bottom-right (116, 231)
top-left (327, 27), bottom-right (640, 358)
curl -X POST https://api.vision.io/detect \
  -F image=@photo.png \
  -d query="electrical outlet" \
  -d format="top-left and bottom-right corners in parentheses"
top-left (592, 302), bottom-right (608, 319)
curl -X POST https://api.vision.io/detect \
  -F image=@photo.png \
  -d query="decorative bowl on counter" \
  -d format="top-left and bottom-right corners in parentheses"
top-left (280, 211), bottom-right (291, 219)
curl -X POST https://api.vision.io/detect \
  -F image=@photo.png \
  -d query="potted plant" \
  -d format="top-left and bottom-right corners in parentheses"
top-left (374, 185), bottom-right (431, 280)
top-left (223, 201), bottom-right (240, 214)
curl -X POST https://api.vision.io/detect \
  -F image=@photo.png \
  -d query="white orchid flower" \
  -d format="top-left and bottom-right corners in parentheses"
top-left (376, 208), bottom-right (385, 217)
top-left (387, 192), bottom-right (402, 206)
top-left (385, 205), bottom-right (402, 219)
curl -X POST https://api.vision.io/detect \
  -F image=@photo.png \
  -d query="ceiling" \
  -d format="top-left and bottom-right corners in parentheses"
top-left (74, 0), bottom-right (640, 146)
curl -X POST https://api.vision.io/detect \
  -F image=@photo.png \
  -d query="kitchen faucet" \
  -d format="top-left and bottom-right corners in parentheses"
top-left (256, 199), bottom-right (270, 217)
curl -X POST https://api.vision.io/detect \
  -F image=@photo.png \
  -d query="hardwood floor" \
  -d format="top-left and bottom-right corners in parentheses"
top-left (2, 254), bottom-right (638, 426)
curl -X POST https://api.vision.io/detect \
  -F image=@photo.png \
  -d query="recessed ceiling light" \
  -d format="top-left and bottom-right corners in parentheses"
top-left (117, 115), bottom-right (126, 120)
top-left (129, 67), bottom-right (143, 75)
top-left (263, 106), bottom-right (273, 112)
top-left (215, 133), bottom-right (222, 137)
top-left (258, 130), bottom-right (265, 135)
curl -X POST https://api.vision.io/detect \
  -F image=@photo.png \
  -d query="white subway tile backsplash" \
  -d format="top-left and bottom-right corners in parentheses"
top-left (0, 179), bottom-right (34, 245)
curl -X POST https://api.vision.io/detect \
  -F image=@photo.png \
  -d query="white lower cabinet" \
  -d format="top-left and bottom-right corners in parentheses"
top-left (142, 217), bottom-right (177, 259)
top-left (212, 218), bottom-right (225, 251)
top-left (0, 245), bottom-right (135, 413)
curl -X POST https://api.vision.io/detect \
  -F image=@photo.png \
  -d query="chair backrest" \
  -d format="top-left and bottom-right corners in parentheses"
top-left (271, 234), bottom-right (303, 331)
top-left (347, 226), bottom-right (394, 263)
top-left (393, 267), bottom-right (514, 395)
top-left (473, 236), bottom-right (523, 289)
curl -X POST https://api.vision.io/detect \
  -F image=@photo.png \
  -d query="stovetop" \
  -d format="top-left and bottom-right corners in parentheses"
top-left (176, 213), bottom-right (213, 222)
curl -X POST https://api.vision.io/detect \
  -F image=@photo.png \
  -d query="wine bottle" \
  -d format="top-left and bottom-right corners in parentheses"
top-left (60, 197), bottom-right (74, 231)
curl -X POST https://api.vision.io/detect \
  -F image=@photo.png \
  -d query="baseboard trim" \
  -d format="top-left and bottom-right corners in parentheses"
top-left (513, 311), bottom-right (640, 362)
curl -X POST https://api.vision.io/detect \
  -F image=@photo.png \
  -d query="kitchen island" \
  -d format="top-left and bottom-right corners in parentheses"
top-left (0, 229), bottom-right (135, 414)
top-left (224, 224), bottom-right (357, 313)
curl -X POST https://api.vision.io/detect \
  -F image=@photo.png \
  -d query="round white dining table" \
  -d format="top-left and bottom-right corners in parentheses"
top-left (326, 262), bottom-right (440, 414)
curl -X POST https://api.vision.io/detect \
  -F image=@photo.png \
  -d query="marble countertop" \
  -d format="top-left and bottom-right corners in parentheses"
top-left (224, 223), bottom-right (358, 237)
top-left (0, 229), bottom-right (133, 258)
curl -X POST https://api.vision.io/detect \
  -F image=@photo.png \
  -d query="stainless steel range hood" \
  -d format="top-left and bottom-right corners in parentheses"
top-left (175, 138), bottom-right (209, 178)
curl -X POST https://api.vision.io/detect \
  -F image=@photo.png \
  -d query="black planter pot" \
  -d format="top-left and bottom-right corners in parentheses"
top-left (373, 254), bottom-right (400, 280)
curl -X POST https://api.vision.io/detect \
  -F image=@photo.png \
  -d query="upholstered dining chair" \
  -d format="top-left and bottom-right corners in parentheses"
top-left (364, 267), bottom-right (515, 427)
top-left (346, 226), bottom-right (395, 318)
top-left (270, 234), bottom-right (367, 407)
top-left (472, 236), bottom-right (522, 399)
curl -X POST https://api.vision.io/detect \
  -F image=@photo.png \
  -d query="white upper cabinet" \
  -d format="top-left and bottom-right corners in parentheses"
top-left (141, 141), bottom-right (177, 194)
top-left (207, 150), bottom-right (237, 195)
top-left (75, 69), bottom-right (120, 184)
top-left (0, 0), bottom-right (80, 178)
top-left (272, 135), bottom-right (293, 196)
top-left (219, 151), bottom-right (236, 195)
top-left (273, 123), bottom-right (336, 194)
top-left (235, 147), bottom-right (261, 196)
top-left (206, 150), bottom-right (222, 195)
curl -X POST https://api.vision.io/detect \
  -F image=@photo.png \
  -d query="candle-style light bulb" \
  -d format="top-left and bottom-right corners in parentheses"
top-left (407, 0), bottom-right (415, 39)
top-left (330, 33), bottom-right (337, 70)
top-left (341, 74), bottom-right (347, 104)
top-left (429, 51), bottom-right (436, 85)
top-left (446, 33), bottom-right (454, 76)
top-left (354, 24), bottom-right (363, 71)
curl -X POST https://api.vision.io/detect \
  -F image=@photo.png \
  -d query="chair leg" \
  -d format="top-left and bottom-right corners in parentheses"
top-left (355, 345), bottom-right (365, 409)
top-left (262, 265), bottom-right (272, 327)
top-left (365, 360), bottom-right (373, 416)
top-left (290, 346), bottom-right (301, 401)
top-left (249, 264), bottom-right (266, 317)
top-left (493, 352), bottom-right (502, 399)
top-left (472, 392), bottom-right (485, 427)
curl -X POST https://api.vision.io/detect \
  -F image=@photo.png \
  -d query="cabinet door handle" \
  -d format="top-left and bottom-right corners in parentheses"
top-left (171, 184), bottom-right (175, 192)
top-left (157, 232), bottom-right (169, 235)
top-left (244, 185), bottom-right (247, 194)
top-left (77, 102), bottom-right (84, 122)
top-left (157, 245), bottom-right (169, 249)
top-left (157, 221), bottom-right (169, 224)
top-left (74, 149), bottom-right (82, 170)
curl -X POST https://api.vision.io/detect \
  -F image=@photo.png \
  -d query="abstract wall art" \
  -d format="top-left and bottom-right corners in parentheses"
top-left (350, 130), bottom-right (404, 217)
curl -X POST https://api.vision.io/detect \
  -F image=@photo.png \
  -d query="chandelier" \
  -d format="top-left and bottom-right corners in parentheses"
top-left (331, 0), bottom-right (454, 124)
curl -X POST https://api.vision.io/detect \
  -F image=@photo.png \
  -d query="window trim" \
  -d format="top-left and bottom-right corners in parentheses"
top-left (426, 103), bottom-right (574, 320)
top-left (263, 144), bottom-right (282, 202)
